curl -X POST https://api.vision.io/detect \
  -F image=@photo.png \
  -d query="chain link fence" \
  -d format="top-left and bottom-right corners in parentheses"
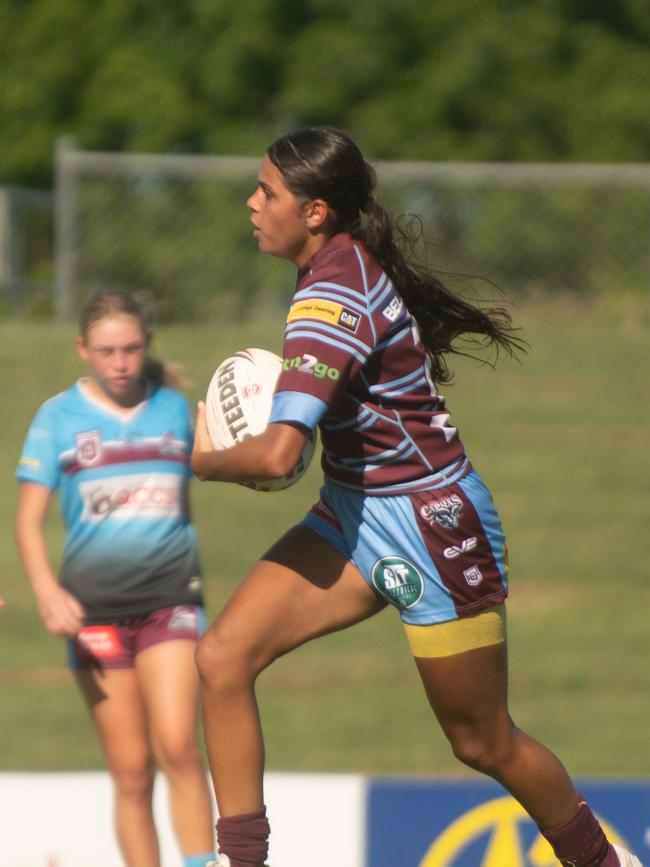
top-left (0, 186), bottom-right (54, 314)
top-left (14, 139), bottom-right (650, 321)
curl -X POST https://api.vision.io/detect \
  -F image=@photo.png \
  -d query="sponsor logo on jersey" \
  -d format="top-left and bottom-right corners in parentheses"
top-left (169, 605), bottom-right (199, 632)
top-left (419, 493), bottom-right (464, 529)
top-left (382, 295), bottom-right (404, 322)
top-left (76, 430), bottom-right (103, 467)
top-left (443, 537), bottom-right (478, 559)
top-left (419, 795), bottom-right (626, 866)
top-left (18, 456), bottom-right (41, 470)
top-left (287, 298), bottom-right (361, 333)
top-left (283, 354), bottom-right (340, 380)
top-left (371, 556), bottom-right (424, 609)
top-left (79, 472), bottom-right (181, 521)
top-left (463, 564), bottom-right (483, 586)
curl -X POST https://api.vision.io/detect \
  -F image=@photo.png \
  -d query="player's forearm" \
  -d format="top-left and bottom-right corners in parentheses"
top-left (192, 423), bottom-right (306, 483)
top-left (192, 433), bottom-right (293, 483)
top-left (14, 518), bottom-right (58, 596)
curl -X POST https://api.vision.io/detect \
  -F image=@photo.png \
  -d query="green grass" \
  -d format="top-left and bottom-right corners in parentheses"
top-left (1, 294), bottom-right (649, 776)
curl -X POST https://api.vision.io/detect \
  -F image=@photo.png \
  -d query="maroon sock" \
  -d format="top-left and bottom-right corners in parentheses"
top-left (541, 795), bottom-right (619, 866)
top-left (216, 806), bottom-right (270, 867)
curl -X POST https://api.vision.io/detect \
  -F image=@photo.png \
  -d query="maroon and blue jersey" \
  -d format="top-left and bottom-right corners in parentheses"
top-left (269, 232), bottom-right (466, 494)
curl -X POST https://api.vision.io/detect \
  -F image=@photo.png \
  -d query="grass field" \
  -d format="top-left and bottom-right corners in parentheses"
top-left (1, 294), bottom-right (648, 776)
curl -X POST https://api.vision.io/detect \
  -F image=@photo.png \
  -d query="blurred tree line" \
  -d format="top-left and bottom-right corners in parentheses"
top-left (2, 0), bottom-right (649, 187)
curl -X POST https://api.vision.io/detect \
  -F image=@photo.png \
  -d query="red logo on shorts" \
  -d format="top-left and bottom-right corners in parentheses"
top-left (77, 625), bottom-right (123, 658)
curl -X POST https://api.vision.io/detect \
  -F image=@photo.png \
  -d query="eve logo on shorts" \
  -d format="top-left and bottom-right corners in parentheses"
top-left (371, 556), bottom-right (424, 609)
top-left (419, 795), bottom-right (626, 867)
top-left (420, 494), bottom-right (464, 530)
top-left (463, 565), bottom-right (483, 587)
top-left (443, 537), bottom-right (477, 559)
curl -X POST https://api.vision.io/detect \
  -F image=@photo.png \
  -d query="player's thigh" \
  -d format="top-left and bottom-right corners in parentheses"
top-left (75, 667), bottom-right (152, 776)
top-left (135, 639), bottom-right (202, 760)
top-left (200, 525), bottom-right (386, 674)
top-left (414, 639), bottom-right (511, 740)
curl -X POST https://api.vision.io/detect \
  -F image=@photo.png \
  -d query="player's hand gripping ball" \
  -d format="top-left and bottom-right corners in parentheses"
top-left (205, 348), bottom-right (317, 492)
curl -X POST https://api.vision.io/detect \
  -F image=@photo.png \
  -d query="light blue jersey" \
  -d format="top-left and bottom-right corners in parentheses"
top-left (16, 380), bottom-right (203, 623)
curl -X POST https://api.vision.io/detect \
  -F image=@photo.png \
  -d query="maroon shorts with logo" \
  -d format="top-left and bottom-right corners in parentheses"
top-left (67, 604), bottom-right (206, 671)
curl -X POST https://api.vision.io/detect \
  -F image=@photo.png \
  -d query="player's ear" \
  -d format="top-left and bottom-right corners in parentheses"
top-left (304, 198), bottom-right (331, 230)
top-left (76, 336), bottom-right (89, 361)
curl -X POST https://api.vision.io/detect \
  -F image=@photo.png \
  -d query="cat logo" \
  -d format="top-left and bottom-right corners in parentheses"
top-left (419, 796), bottom-right (626, 866)
top-left (337, 307), bottom-right (360, 333)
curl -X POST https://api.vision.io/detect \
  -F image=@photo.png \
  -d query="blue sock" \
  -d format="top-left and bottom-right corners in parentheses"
top-left (184, 853), bottom-right (216, 867)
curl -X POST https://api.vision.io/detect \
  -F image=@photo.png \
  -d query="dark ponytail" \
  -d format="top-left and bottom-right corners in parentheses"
top-left (268, 127), bottom-right (525, 384)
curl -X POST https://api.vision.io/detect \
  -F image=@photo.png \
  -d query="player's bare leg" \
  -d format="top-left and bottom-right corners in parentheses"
top-left (416, 641), bottom-right (622, 864)
top-left (76, 668), bottom-right (159, 867)
top-left (136, 639), bottom-right (215, 859)
top-left (195, 527), bottom-right (385, 865)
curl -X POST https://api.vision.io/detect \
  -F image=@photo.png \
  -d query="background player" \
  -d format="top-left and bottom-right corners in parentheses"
top-left (15, 291), bottom-right (216, 867)
top-left (191, 127), bottom-right (642, 867)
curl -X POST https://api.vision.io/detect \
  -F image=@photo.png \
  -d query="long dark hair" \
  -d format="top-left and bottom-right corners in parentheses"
top-left (267, 126), bottom-right (524, 383)
top-left (79, 290), bottom-right (190, 390)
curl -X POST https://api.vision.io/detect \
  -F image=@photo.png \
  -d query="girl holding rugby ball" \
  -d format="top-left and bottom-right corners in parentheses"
top-left (192, 128), bottom-right (641, 867)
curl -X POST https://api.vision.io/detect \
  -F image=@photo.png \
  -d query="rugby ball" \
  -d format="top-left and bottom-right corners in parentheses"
top-left (205, 348), bottom-right (316, 492)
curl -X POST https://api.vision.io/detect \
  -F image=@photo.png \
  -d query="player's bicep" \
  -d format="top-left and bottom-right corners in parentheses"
top-left (15, 482), bottom-right (53, 529)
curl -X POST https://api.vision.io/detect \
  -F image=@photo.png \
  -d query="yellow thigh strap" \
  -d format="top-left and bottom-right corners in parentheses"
top-left (404, 604), bottom-right (506, 659)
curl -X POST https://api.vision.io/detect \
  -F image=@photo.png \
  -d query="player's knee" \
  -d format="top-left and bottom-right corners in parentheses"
top-left (111, 762), bottom-right (156, 802)
top-left (447, 724), bottom-right (515, 775)
top-left (156, 736), bottom-right (202, 778)
top-left (195, 624), bottom-right (257, 693)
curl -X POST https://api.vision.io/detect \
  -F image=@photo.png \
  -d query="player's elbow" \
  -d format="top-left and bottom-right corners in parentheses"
top-left (258, 424), bottom-right (307, 480)
top-left (261, 450), bottom-right (298, 480)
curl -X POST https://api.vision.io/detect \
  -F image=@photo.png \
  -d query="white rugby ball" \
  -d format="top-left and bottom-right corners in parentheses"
top-left (205, 347), bottom-right (317, 492)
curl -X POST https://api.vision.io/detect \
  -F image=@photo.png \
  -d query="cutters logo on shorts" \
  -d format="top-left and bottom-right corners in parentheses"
top-left (79, 472), bottom-right (181, 521)
top-left (419, 494), bottom-right (463, 530)
top-left (371, 556), bottom-right (424, 609)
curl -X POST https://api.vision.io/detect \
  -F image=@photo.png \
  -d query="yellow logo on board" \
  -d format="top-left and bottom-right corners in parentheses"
top-left (419, 796), bottom-right (626, 867)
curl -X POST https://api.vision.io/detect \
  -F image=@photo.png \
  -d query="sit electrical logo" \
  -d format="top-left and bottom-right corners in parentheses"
top-left (371, 556), bottom-right (424, 609)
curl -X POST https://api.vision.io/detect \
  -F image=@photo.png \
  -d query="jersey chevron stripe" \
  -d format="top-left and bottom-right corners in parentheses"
top-left (296, 281), bottom-right (368, 306)
top-left (369, 282), bottom-right (397, 311)
top-left (284, 329), bottom-right (369, 364)
top-left (372, 321), bottom-right (413, 351)
top-left (285, 318), bottom-right (372, 354)
top-left (369, 366), bottom-right (429, 393)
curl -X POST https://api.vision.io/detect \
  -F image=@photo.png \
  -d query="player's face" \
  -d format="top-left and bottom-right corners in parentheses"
top-left (77, 314), bottom-right (150, 406)
top-left (247, 156), bottom-right (323, 267)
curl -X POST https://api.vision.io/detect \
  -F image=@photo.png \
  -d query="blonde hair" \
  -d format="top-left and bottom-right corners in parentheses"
top-left (79, 291), bottom-right (191, 390)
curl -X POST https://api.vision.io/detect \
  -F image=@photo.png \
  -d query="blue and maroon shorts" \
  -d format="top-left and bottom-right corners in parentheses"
top-left (67, 604), bottom-right (206, 671)
top-left (301, 465), bottom-right (508, 626)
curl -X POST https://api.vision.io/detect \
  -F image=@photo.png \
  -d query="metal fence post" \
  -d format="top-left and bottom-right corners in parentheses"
top-left (54, 136), bottom-right (77, 320)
